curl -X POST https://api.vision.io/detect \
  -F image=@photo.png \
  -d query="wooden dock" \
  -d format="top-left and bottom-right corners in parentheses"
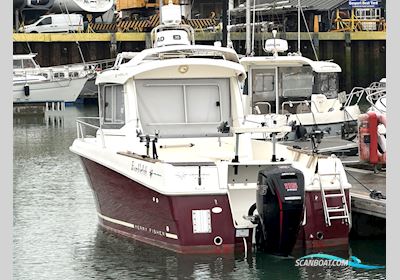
top-left (345, 166), bottom-right (386, 219)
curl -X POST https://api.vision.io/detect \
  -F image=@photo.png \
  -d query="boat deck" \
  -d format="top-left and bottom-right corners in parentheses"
top-left (282, 136), bottom-right (358, 155)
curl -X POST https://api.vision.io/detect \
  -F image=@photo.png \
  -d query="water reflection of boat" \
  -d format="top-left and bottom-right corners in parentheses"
top-left (71, 3), bottom-right (352, 256)
top-left (90, 226), bottom-right (353, 279)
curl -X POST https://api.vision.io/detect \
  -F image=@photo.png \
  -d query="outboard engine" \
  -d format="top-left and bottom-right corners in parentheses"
top-left (255, 165), bottom-right (304, 256)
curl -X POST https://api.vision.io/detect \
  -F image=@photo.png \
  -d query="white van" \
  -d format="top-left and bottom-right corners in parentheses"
top-left (19, 14), bottom-right (84, 33)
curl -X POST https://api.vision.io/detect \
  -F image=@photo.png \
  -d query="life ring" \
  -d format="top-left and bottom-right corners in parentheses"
top-left (358, 111), bottom-right (386, 164)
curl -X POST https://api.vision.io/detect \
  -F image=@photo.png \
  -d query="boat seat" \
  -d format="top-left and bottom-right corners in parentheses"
top-left (311, 94), bottom-right (337, 113)
top-left (296, 103), bottom-right (311, 114)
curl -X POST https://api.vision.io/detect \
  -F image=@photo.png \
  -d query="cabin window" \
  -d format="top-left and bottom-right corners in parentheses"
top-left (135, 78), bottom-right (231, 137)
top-left (22, 59), bottom-right (36, 68)
top-left (13, 60), bottom-right (22, 69)
top-left (54, 72), bottom-right (65, 78)
top-left (251, 68), bottom-right (276, 113)
top-left (69, 72), bottom-right (79, 78)
top-left (279, 66), bottom-right (313, 98)
top-left (254, 73), bottom-right (274, 92)
top-left (313, 73), bottom-right (339, 98)
top-left (100, 84), bottom-right (125, 127)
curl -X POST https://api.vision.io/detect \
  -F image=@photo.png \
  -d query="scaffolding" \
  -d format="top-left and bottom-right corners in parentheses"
top-left (331, 8), bottom-right (386, 32)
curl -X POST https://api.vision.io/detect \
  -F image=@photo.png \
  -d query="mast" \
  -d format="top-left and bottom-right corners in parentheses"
top-left (222, 0), bottom-right (229, 47)
top-left (245, 0), bottom-right (251, 55)
top-left (251, 0), bottom-right (256, 55)
top-left (297, 0), bottom-right (301, 55)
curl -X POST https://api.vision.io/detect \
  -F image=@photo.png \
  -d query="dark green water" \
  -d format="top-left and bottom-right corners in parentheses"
top-left (13, 104), bottom-right (386, 279)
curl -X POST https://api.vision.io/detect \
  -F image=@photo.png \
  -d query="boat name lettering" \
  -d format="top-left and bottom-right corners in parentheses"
top-left (134, 225), bottom-right (148, 231)
top-left (131, 161), bottom-right (148, 176)
top-left (133, 225), bottom-right (166, 237)
top-left (149, 228), bottom-right (166, 237)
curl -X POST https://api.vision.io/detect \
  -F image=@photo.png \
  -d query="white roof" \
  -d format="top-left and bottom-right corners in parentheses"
top-left (96, 58), bottom-right (246, 84)
top-left (240, 55), bottom-right (341, 73)
top-left (96, 45), bottom-right (245, 85)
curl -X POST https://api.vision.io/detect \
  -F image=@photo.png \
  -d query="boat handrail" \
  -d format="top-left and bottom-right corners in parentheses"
top-left (344, 86), bottom-right (367, 107)
top-left (113, 52), bottom-right (140, 69)
top-left (253, 101), bottom-right (271, 114)
top-left (344, 83), bottom-right (386, 108)
top-left (231, 126), bottom-right (292, 134)
top-left (366, 87), bottom-right (386, 113)
top-left (76, 117), bottom-right (105, 148)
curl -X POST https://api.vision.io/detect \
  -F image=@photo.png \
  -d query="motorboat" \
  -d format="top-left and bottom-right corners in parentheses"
top-left (70, 3), bottom-right (352, 255)
top-left (13, 53), bottom-right (94, 79)
top-left (366, 78), bottom-right (386, 114)
top-left (358, 78), bottom-right (386, 167)
top-left (240, 36), bottom-right (362, 144)
top-left (13, 74), bottom-right (88, 103)
top-left (13, 53), bottom-right (94, 103)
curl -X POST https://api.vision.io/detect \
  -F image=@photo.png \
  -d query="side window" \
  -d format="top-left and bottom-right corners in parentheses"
top-left (101, 85), bottom-right (125, 127)
top-left (13, 60), bottom-right (22, 69)
top-left (23, 59), bottom-right (35, 68)
top-left (252, 69), bottom-right (276, 101)
top-left (37, 17), bottom-right (52, 26)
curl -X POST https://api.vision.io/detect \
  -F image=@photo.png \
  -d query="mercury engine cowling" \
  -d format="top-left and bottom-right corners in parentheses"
top-left (256, 166), bottom-right (304, 256)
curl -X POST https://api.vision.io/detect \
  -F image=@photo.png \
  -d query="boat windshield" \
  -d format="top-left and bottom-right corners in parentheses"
top-left (135, 78), bottom-right (232, 138)
top-left (313, 72), bottom-right (339, 98)
top-left (251, 66), bottom-right (314, 114)
top-left (13, 58), bottom-right (37, 69)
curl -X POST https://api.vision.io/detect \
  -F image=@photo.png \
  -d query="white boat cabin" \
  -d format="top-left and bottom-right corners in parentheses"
top-left (241, 41), bottom-right (342, 116)
top-left (96, 44), bottom-right (245, 142)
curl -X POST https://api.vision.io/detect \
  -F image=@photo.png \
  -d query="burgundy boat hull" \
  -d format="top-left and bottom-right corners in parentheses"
top-left (80, 157), bottom-right (350, 254)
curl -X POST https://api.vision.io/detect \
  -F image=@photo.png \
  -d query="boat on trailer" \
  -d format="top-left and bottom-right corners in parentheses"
top-left (70, 3), bottom-right (352, 255)
top-left (240, 35), bottom-right (362, 145)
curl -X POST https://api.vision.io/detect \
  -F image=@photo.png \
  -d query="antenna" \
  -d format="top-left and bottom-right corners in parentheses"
top-left (251, 0), bottom-right (256, 56)
top-left (245, 0), bottom-right (251, 55)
